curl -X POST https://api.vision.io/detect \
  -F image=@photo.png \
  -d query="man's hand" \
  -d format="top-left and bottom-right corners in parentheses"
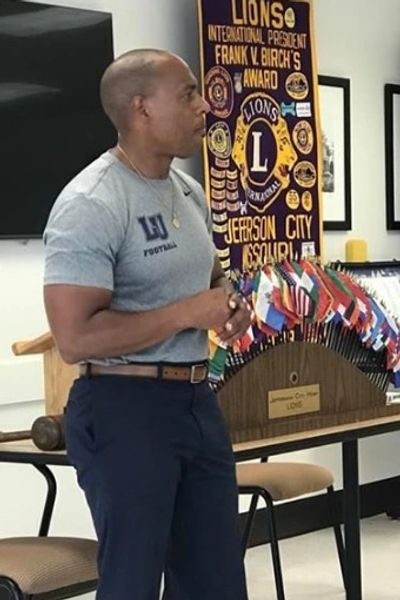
top-left (182, 288), bottom-right (234, 332)
top-left (217, 292), bottom-right (252, 346)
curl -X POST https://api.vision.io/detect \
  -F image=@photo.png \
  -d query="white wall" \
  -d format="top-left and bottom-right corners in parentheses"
top-left (1, 0), bottom-right (400, 548)
top-left (315, 0), bottom-right (400, 261)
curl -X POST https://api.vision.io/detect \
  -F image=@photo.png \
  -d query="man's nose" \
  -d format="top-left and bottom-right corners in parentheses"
top-left (198, 95), bottom-right (210, 114)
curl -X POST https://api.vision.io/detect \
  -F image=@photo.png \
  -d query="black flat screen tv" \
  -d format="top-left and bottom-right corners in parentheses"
top-left (0, 0), bottom-right (116, 238)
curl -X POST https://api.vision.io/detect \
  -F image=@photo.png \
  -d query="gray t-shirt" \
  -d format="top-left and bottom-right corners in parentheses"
top-left (44, 151), bottom-right (216, 364)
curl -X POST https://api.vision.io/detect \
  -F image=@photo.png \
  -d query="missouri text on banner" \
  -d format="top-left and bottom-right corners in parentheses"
top-left (197, 0), bottom-right (322, 274)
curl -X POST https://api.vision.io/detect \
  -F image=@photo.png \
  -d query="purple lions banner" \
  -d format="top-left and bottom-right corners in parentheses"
top-left (197, 0), bottom-right (322, 274)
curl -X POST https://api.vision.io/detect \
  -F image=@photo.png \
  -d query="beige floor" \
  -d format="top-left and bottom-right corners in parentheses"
top-left (245, 514), bottom-right (400, 599)
top-left (78, 514), bottom-right (400, 599)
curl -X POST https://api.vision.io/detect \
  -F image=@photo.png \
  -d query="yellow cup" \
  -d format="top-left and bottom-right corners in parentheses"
top-left (345, 239), bottom-right (368, 262)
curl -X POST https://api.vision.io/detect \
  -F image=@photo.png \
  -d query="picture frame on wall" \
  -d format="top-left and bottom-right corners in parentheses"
top-left (318, 75), bottom-right (352, 231)
top-left (384, 83), bottom-right (400, 230)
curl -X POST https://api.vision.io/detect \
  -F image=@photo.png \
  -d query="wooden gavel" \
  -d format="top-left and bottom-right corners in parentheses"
top-left (0, 414), bottom-right (65, 451)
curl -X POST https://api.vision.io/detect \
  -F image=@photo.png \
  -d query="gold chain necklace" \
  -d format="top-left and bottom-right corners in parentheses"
top-left (116, 144), bottom-right (181, 229)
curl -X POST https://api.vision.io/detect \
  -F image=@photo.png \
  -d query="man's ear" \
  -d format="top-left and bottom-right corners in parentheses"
top-left (130, 95), bottom-right (149, 118)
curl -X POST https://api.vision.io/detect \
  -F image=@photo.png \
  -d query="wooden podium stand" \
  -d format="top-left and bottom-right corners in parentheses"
top-left (217, 341), bottom-right (400, 444)
top-left (12, 332), bottom-right (78, 415)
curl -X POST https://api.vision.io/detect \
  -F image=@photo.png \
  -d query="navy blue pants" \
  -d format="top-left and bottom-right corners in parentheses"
top-left (64, 374), bottom-right (248, 600)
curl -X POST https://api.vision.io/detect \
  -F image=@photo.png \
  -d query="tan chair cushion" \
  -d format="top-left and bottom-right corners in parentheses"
top-left (236, 462), bottom-right (334, 501)
top-left (0, 537), bottom-right (98, 594)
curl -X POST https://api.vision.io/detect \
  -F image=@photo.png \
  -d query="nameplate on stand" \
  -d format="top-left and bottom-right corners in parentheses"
top-left (268, 384), bottom-right (321, 419)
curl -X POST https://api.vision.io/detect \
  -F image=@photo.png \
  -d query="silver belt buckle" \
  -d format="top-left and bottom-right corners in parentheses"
top-left (190, 364), bottom-right (206, 384)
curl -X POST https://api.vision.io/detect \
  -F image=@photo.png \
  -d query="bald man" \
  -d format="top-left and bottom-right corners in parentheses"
top-left (43, 50), bottom-right (250, 600)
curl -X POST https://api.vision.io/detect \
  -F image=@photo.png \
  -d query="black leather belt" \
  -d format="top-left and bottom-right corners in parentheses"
top-left (79, 362), bottom-right (208, 384)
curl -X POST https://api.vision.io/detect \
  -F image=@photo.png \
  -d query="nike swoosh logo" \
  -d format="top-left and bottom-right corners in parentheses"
top-left (183, 189), bottom-right (191, 196)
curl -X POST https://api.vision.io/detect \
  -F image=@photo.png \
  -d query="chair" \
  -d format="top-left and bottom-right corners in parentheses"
top-left (0, 459), bottom-right (97, 600)
top-left (0, 536), bottom-right (98, 600)
top-left (236, 460), bottom-right (346, 600)
top-left (5, 338), bottom-right (96, 599)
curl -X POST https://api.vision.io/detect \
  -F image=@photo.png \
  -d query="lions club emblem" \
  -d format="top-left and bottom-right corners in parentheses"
top-left (232, 93), bottom-right (298, 212)
top-left (205, 66), bottom-right (234, 119)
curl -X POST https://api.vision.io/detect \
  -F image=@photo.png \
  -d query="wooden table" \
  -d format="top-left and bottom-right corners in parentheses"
top-left (2, 414), bottom-right (400, 600)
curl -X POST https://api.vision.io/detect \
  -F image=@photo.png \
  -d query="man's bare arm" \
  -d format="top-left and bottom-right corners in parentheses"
top-left (210, 255), bottom-right (234, 293)
top-left (44, 284), bottom-right (232, 364)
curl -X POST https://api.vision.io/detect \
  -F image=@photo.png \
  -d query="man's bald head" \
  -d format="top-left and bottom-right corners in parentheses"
top-left (100, 49), bottom-right (174, 134)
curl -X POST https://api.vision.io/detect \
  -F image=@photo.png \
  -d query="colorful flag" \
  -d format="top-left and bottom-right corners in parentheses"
top-left (254, 270), bottom-right (287, 332)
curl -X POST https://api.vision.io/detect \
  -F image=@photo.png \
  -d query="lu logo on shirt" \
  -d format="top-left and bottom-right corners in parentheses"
top-left (137, 214), bottom-right (169, 242)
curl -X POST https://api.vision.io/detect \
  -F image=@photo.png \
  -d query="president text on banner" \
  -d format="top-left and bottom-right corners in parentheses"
top-left (197, 0), bottom-right (322, 274)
